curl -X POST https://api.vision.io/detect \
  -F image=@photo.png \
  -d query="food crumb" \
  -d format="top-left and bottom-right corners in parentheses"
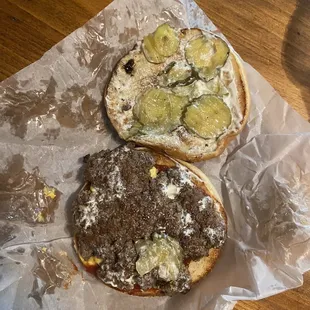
top-left (43, 187), bottom-right (56, 199)
top-left (149, 167), bottom-right (158, 179)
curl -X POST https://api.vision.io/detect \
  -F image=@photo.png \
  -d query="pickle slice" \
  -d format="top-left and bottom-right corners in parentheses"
top-left (167, 62), bottom-right (192, 85)
top-left (133, 89), bottom-right (171, 132)
top-left (203, 77), bottom-right (229, 96)
top-left (198, 67), bottom-right (218, 82)
top-left (154, 24), bottom-right (180, 57)
top-left (169, 95), bottom-right (188, 129)
top-left (142, 34), bottom-right (166, 64)
top-left (185, 36), bottom-right (215, 69)
top-left (172, 82), bottom-right (196, 99)
top-left (162, 61), bottom-right (176, 75)
top-left (123, 121), bottom-right (143, 139)
top-left (212, 37), bottom-right (229, 68)
top-left (185, 36), bottom-right (230, 81)
top-left (183, 95), bottom-right (231, 138)
top-left (158, 61), bottom-right (192, 87)
top-left (133, 88), bottom-right (188, 133)
top-left (172, 77), bottom-right (229, 101)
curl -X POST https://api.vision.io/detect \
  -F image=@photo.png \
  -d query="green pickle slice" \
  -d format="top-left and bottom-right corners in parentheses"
top-left (172, 77), bottom-right (229, 101)
top-left (133, 88), bottom-right (188, 134)
top-left (185, 36), bottom-right (230, 81)
top-left (212, 37), bottom-right (230, 68)
top-left (123, 121), bottom-right (143, 139)
top-left (153, 24), bottom-right (180, 57)
top-left (203, 76), bottom-right (229, 96)
top-left (158, 61), bottom-right (193, 87)
top-left (133, 88), bottom-right (170, 131)
top-left (169, 94), bottom-right (188, 129)
top-left (185, 36), bottom-right (215, 69)
top-left (172, 82), bottom-right (196, 98)
top-left (183, 95), bottom-right (232, 138)
top-left (198, 67), bottom-right (218, 82)
top-left (142, 34), bottom-right (166, 64)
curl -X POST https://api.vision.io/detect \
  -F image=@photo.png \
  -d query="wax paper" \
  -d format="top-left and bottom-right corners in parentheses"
top-left (0, 0), bottom-right (310, 309)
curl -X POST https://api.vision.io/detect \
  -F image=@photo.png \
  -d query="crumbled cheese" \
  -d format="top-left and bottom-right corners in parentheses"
top-left (178, 165), bottom-right (194, 187)
top-left (162, 183), bottom-right (181, 199)
top-left (124, 275), bottom-right (135, 285)
top-left (104, 279), bottom-right (118, 288)
top-left (109, 166), bottom-right (124, 199)
top-left (204, 227), bottom-right (217, 242)
top-left (198, 196), bottom-right (213, 211)
top-left (181, 210), bottom-right (194, 237)
top-left (184, 228), bottom-right (194, 236)
top-left (79, 200), bottom-right (99, 229)
top-left (204, 227), bottom-right (225, 246)
top-left (181, 210), bottom-right (193, 226)
top-left (104, 269), bottom-right (135, 288)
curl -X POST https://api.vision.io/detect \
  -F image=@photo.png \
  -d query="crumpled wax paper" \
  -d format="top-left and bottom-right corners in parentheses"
top-left (0, 0), bottom-right (310, 309)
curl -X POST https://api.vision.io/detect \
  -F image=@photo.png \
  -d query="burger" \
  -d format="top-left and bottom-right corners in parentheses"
top-left (73, 144), bottom-right (227, 295)
top-left (105, 24), bottom-right (250, 162)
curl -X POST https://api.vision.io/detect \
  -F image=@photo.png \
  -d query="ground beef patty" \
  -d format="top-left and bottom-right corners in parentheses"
top-left (73, 144), bottom-right (226, 295)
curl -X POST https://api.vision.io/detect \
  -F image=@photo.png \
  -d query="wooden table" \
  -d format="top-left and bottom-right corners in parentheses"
top-left (1, 0), bottom-right (309, 309)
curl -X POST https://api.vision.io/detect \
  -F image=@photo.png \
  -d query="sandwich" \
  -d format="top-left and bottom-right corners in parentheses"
top-left (105, 24), bottom-right (250, 162)
top-left (73, 144), bottom-right (227, 295)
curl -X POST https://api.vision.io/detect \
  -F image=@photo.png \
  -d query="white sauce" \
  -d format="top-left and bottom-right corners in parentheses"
top-left (204, 226), bottom-right (226, 246)
top-left (109, 166), bottom-right (124, 199)
top-left (204, 227), bottom-right (217, 242)
top-left (198, 196), bottom-right (213, 211)
top-left (162, 183), bottom-right (181, 199)
top-left (184, 228), bottom-right (194, 236)
top-left (107, 29), bottom-right (246, 157)
top-left (181, 210), bottom-right (193, 226)
top-left (178, 166), bottom-right (195, 187)
top-left (79, 199), bottom-right (99, 229)
top-left (104, 269), bottom-right (135, 288)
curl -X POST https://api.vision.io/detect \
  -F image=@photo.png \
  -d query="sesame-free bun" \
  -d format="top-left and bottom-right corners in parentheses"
top-left (105, 28), bottom-right (250, 162)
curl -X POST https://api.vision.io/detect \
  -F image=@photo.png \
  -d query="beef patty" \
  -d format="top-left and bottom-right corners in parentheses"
top-left (73, 143), bottom-right (226, 295)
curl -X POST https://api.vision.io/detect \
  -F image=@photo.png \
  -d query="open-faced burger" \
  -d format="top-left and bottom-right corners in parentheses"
top-left (73, 144), bottom-right (227, 296)
top-left (105, 24), bottom-right (250, 162)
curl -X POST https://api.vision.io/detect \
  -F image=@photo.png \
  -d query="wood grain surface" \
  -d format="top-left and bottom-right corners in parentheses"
top-left (0, 0), bottom-right (309, 309)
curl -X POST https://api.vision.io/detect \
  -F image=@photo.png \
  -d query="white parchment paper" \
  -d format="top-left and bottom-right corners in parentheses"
top-left (0, 0), bottom-right (310, 309)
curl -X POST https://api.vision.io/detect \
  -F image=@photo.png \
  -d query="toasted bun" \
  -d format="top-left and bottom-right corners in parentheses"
top-left (105, 28), bottom-right (250, 162)
top-left (74, 147), bottom-right (227, 296)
